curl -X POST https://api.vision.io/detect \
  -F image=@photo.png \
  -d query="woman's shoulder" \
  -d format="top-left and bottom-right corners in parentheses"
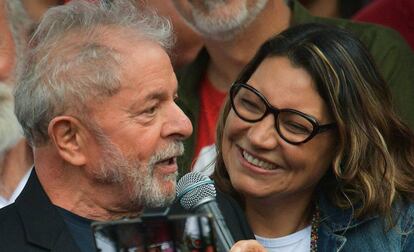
top-left (318, 196), bottom-right (414, 250)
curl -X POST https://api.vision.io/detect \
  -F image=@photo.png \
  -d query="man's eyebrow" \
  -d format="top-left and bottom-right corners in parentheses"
top-left (144, 91), bottom-right (166, 101)
top-left (143, 85), bottom-right (178, 100)
top-left (128, 88), bottom-right (176, 110)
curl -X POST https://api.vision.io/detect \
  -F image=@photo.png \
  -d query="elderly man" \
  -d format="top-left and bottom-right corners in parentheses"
top-left (0, 1), bottom-right (265, 251)
top-left (0, 0), bottom-right (33, 208)
top-left (172, 0), bottom-right (414, 175)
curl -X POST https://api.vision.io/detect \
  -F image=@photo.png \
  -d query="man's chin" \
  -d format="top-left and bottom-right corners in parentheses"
top-left (159, 182), bottom-right (177, 203)
top-left (135, 179), bottom-right (177, 208)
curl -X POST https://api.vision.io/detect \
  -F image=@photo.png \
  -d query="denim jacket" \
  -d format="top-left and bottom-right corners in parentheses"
top-left (317, 195), bottom-right (414, 251)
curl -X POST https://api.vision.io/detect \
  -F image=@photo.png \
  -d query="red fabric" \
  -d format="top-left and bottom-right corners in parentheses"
top-left (194, 75), bottom-right (227, 162)
top-left (353, 0), bottom-right (414, 50)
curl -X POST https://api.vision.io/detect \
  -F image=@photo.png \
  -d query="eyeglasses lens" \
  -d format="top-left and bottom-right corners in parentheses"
top-left (231, 85), bottom-right (314, 143)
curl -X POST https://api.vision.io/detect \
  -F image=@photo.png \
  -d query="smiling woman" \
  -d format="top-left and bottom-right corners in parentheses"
top-left (213, 23), bottom-right (414, 251)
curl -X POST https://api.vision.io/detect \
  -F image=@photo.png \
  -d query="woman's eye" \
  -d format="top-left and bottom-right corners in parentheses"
top-left (284, 122), bottom-right (311, 134)
top-left (241, 98), bottom-right (261, 112)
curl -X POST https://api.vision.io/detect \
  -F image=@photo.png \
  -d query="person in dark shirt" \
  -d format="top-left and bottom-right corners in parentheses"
top-left (353, 0), bottom-right (414, 51)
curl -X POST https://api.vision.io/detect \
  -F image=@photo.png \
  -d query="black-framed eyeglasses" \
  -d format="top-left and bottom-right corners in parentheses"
top-left (229, 83), bottom-right (336, 145)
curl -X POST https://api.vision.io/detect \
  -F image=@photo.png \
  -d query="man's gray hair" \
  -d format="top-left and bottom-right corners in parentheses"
top-left (14, 0), bottom-right (173, 146)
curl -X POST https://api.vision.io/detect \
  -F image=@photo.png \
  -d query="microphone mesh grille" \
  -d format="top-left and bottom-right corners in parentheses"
top-left (176, 171), bottom-right (216, 210)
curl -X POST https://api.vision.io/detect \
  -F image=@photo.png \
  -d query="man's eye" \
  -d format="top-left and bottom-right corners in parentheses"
top-left (143, 106), bottom-right (157, 116)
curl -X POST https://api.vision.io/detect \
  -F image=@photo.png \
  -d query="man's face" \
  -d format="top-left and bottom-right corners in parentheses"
top-left (85, 39), bottom-right (193, 210)
top-left (91, 124), bottom-right (185, 209)
top-left (172, 0), bottom-right (268, 40)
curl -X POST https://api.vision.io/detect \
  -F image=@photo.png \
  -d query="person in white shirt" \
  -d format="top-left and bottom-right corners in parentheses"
top-left (0, 0), bottom-right (33, 208)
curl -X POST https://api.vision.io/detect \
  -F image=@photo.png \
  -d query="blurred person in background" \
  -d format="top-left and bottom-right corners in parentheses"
top-left (22, 0), bottom-right (64, 22)
top-left (0, 0), bottom-right (33, 208)
top-left (299, 0), bottom-right (371, 18)
top-left (172, 0), bottom-right (414, 176)
top-left (214, 23), bottom-right (414, 251)
top-left (353, 0), bottom-right (414, 51)
top-left (140, 0), bottom-right (203, 69)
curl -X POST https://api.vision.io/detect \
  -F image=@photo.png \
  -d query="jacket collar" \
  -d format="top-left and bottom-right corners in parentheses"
top-left (318, 192), bottom-right (377, 233)
top-left (14, 168), bottom-right (80, 252)
top-left (316, 192), bottom-right (378, 251)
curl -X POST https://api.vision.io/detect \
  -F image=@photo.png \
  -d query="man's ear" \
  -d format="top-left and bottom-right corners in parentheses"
top-left (48, 116), bottom-right (88, 166)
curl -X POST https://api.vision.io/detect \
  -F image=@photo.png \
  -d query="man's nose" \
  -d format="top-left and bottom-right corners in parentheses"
top-left (162, 102), bottom-right (193, 140)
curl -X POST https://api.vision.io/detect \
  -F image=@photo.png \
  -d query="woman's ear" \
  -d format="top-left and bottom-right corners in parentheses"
top-left (48, 116), bottom-right (88, 166)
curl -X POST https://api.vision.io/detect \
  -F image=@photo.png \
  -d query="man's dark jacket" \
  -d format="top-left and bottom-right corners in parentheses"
top-left (0, 170), bottom-right (253, 251)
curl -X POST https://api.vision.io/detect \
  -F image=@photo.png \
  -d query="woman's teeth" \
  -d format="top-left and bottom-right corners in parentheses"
top-left (242, 150), bottom-right (276, 170)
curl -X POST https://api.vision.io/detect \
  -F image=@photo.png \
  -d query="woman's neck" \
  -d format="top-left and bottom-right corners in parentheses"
top-left (245, 192), bottom-right (315, 237)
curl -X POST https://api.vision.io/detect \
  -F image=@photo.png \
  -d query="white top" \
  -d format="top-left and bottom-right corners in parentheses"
top-left (192, 144), bottom-right (216, 176)
top-left (0, 167), bottom-right (32, 209)
top-left (255, 225), bottom-right (311, 252)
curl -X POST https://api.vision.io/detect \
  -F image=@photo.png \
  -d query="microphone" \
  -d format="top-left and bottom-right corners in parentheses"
top-left (176, 171), bottom-right (235, 252)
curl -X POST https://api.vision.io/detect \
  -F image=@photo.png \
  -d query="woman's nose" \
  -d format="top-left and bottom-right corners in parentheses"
top-left (246, 114), bottom-right (279, 150)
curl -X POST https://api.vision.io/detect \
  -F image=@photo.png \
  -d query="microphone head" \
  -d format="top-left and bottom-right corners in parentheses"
top-left (176, 171), bottom-right (216, 210)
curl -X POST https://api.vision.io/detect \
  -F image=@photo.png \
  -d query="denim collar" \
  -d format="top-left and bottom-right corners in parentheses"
top-left (316, 193), bottom-right (378, 251)
top-left (317, 192), bottom-right (377, 233)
